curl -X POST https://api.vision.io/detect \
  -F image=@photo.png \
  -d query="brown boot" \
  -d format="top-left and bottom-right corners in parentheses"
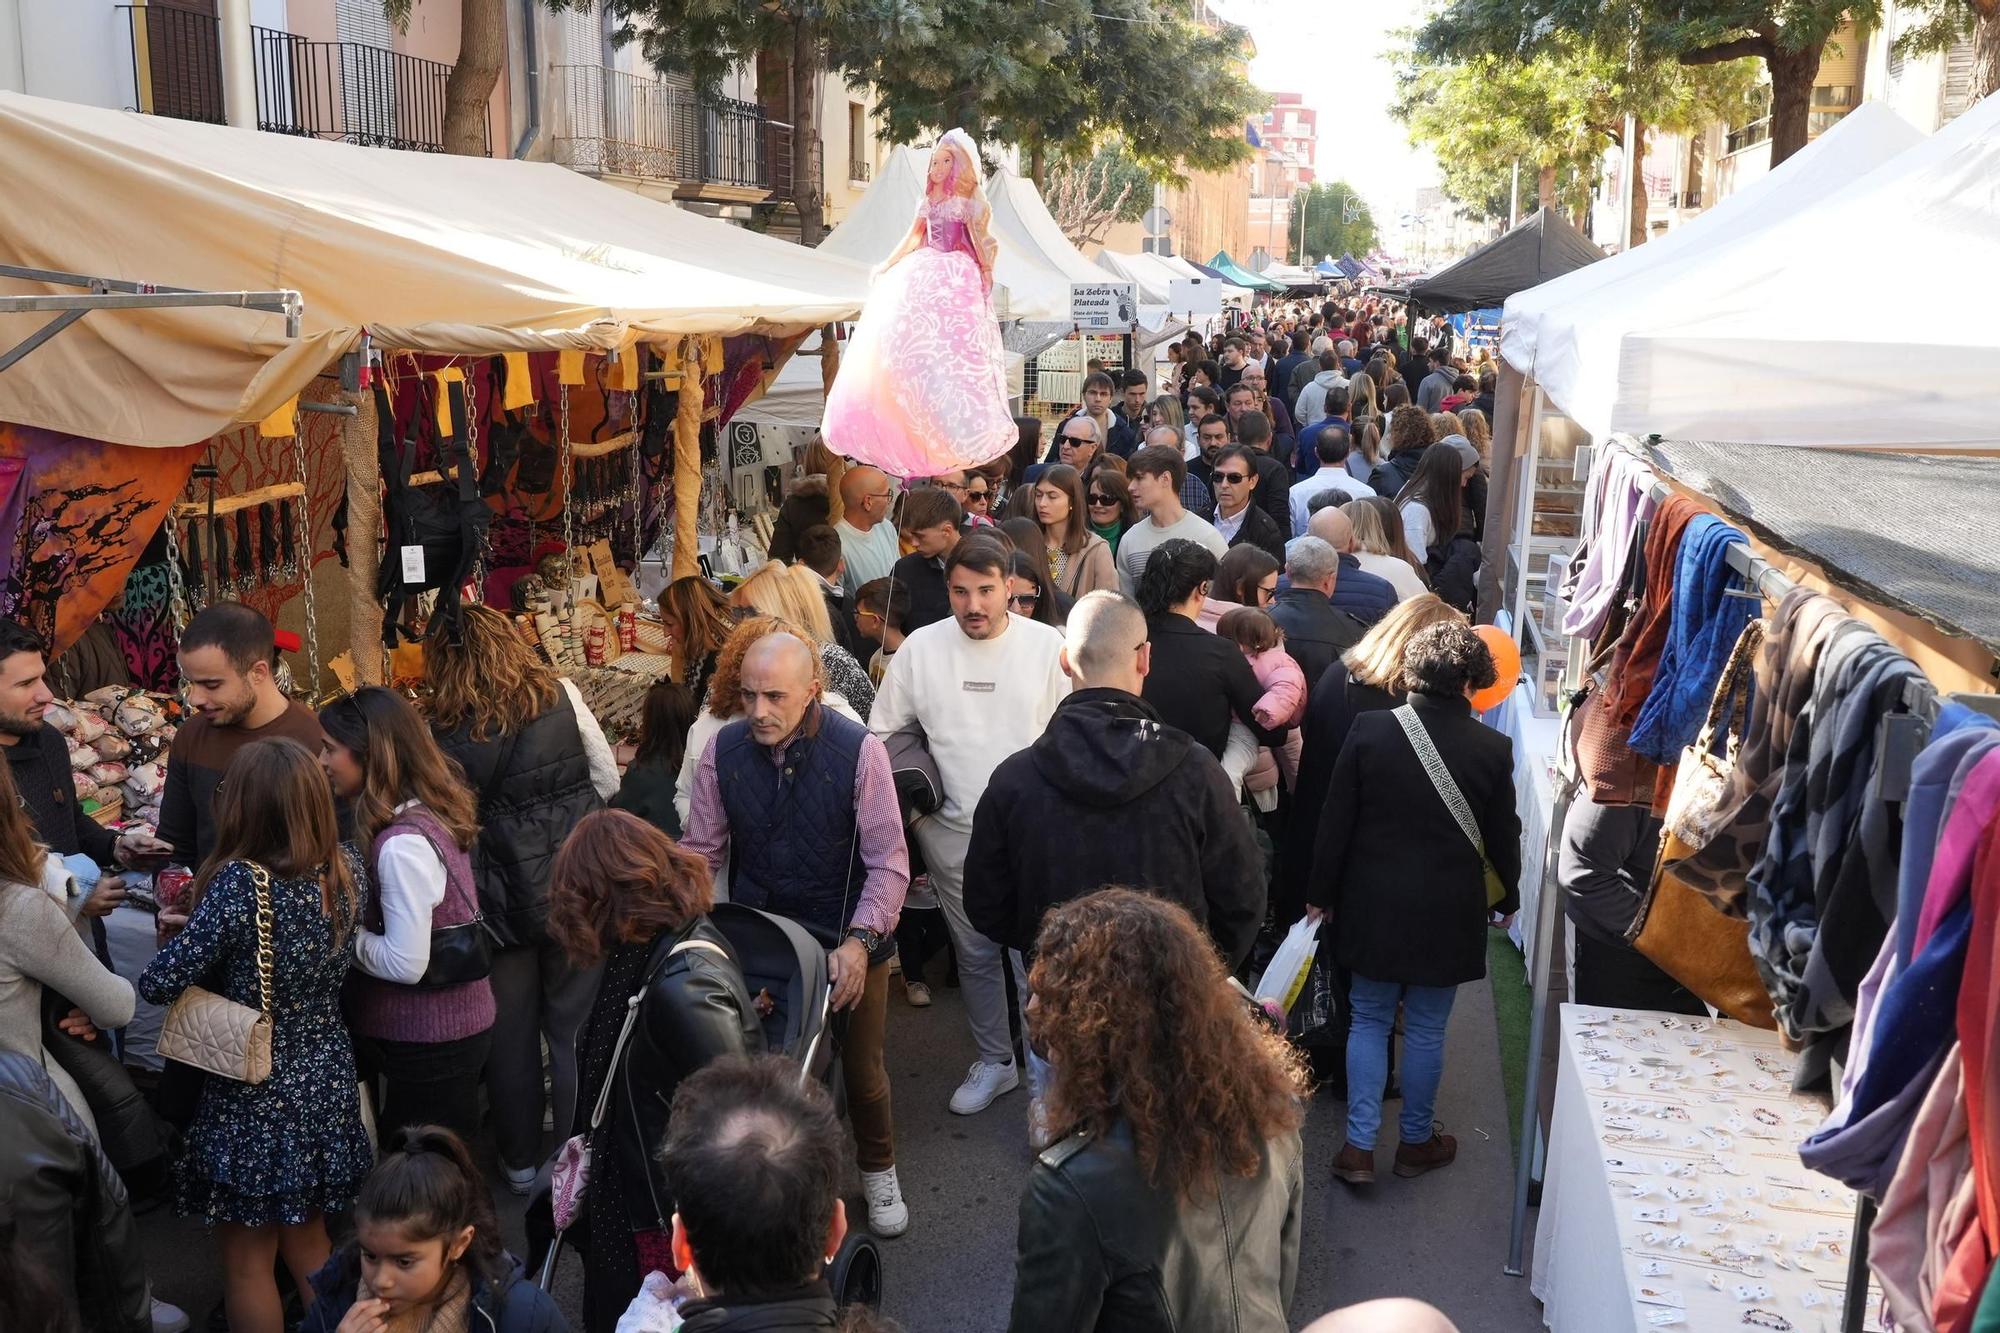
top-left (1331, 1142), bottom-right (1376, 1185)
top-left (1393, 1130), bottom-right (1458, 1178)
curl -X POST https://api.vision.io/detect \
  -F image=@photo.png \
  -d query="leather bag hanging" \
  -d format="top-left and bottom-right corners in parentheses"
top-left (156, 862), bottom-right (276, 1084)
top-left (374, 377), bottom-right (489, 646)
top-left (1626, 623), bottom-right (1777, 1029)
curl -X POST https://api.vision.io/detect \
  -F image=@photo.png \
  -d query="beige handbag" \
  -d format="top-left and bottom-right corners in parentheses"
top-left (157, 862), bottom-right (275, 1085)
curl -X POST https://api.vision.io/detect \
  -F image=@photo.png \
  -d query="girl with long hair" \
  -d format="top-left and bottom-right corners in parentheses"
top-left (1456, 406), bottom-right (1491, 461)
top-left (1345, 497), bottom-right (1431, 598)
top-left (610, 679), bottom-right (697, 837)
top-left (1008, 890), bottom-right (1306, 1331)
top-left (1033, 463), bottom-right (1118, 601)
top-left (139, 738), bottom-right (372, 1333)
top-left (1145, 393), bottom-right (1185, 438)
top-left (1345, 370), bottom-right (1382, 480)
top-left (822, 131), bottom-right (1016, 472)
top-left (547, 811), bottom-right (757, 1333)
top-left (425, 603), bottom-right (618, 1194)
top-left (1004, 548), bottom-right (1068, 630)
top-left (658, 574), bottom-right (734, 706)
top-left (0, 758), bottom-right (136, 1140)
top-left (1084, 468), bottom-right (1138, 551)
top-left (298, 1125), bottom-right (566, 1332)
top-left (1394, 443), bottom-right (1466, 566)
top-left (729, 562), bottom-right (876, 717)
top-left (319, 687), bottom-right (493, 1144)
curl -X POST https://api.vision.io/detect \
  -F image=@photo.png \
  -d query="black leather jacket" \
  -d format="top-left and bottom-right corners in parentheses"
top-left (0, 1050), bottom-right (150, 1333)
top-left (603, 917), bottom-right (762, 1232)
top-left (1007, 1118), bottom-right (1304, 1333)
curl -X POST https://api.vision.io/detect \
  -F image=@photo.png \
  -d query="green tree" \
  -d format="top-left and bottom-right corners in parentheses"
top-left (1420, 0), bottom-right (1871, 165)
top-left (1394, 36), bottom-right (1761, 245)
top-left (381, 0), bottom-right (582, 158)
top-left (1887, 0), bottom-right (2000, 103)
top-left (1287, 181), bottom-right (1379, 266)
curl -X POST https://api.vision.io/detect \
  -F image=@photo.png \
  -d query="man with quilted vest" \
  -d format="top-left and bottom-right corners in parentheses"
top-left (681, 632), bottom-right (912, 1239)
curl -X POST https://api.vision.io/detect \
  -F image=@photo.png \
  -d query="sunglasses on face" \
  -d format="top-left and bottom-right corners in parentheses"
top-left (1215, 470), bottom-right (1251, 484)
top-left (1087, 492), bottom-right (1116, 505)
top-left (1008, 592), bottom-right (1040, 608)
top-left (966, 489), bottom-right (989, 503)
top-left (1060, 435), bottom-right (1094, 447)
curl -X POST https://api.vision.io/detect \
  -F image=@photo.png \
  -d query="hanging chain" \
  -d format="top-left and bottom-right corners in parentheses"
top-left (464, 371), bottom-right (489, 597)
top-left (163, 509), bottom-right (191, 636)
top-left (291, 426), bottom-right (321, 699)
top-left (559, 381), bottom-right (577, 578)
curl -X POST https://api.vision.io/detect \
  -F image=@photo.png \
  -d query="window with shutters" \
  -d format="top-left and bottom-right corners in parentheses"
top-left (1941, 38), bottom-right (1977, 124)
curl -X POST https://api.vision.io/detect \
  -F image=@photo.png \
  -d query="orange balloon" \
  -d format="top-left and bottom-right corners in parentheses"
top-left (1471, 623), bottom-right (1523, 712)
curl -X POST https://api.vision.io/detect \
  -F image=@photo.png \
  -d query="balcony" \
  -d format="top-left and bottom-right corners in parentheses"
top-left (549, 65), bottom-right (778, 202)
top-left (848, 154), bottom-right (872, 184)
top-left (120, 7), bottom-right (483, 154)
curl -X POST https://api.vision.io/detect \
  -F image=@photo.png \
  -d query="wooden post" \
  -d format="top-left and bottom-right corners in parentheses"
top-left (341, 385), bottom-right (384, 683)
top-left (820, 323), bottom-right (845, 526)
top-left (671, 335), bottom-right (704, 581)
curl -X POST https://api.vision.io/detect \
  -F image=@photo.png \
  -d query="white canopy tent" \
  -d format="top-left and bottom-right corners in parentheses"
top-left (1159, 253), bottom-right (1252, 307)
top-left (1496, 99), bottom-right (2000, 447)
top-left (1094, 249), bottom-right (1175, 304)
top-left (1259, 261), bottom-right (1321, 286)
top-left (735, 329), bottom-right (1024, 429)
top-left (983, 167), bottom-right (1183, 340)
top-left (0, 91), bottom-right (867, 447)
top-left (1603, 92), bottom-right (2000, 448)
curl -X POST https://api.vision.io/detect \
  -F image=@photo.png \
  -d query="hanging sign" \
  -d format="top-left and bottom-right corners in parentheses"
top-left (1168, 277), bottom-right (1224, 316)
top-left (1069, 282), bottom-right (1138, 332)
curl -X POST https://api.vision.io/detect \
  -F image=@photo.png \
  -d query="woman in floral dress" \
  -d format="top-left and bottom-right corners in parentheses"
top-left (141, 736), bottom-right (373, 1333)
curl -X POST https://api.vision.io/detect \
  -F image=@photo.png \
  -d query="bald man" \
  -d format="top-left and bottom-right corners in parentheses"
top-left (1303, 1299), bottom-right (1461, 1333)
top-left (1303, 505), bottom-right (1398, 628)
top-left (833, 465), bottom-right (900, 597)
top-left (680, 631), bottom-right (914, 1236)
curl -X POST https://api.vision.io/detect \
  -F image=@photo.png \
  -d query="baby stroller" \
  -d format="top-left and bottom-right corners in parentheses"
top-left (708, 902), bottom-right (883, 1309)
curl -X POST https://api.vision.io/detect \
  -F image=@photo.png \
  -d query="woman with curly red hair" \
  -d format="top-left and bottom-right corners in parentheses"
top-left (1007, 889), bottom-right (1307, 1332)
top-left (545, 809), bottom-right (760, 1333)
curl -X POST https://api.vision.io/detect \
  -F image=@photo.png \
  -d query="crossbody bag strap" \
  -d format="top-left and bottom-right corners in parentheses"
top-left (1392, 705), bottom-right (1485, 858)
top-left (587, 937), bottom-right (731, 1131)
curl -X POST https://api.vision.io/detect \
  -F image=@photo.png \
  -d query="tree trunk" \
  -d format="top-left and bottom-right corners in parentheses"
top-left (443, 0), bottom-right (504, 156)
top-left (1628, 117), bottom-right (1648, 251)
top-left (789, 19), bottom-right (824, 245)
top-left (1029, 141), bottom-right (1046, 189)
top-left (1975, 1), bottom-right (2000, 99)
top-left (1765, 38), bottom-right (1825, 165)
top-left (1536, 164), bottom-right (1556, 210)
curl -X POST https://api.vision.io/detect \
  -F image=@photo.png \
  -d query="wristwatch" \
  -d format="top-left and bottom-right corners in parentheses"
top-left (846, 926), bottom-right (882, 954)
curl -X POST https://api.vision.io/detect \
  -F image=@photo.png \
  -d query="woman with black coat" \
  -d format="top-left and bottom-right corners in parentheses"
top-left (1133, 539), bottom-right (1280, 762)
top-left (1307, 621), bottom-right (1520, 1188)
top-left (544, 811), bottom-right (760, 1333)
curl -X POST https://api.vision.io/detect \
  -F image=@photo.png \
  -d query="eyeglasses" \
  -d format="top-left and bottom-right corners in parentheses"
top-left (1215, 471), bottom-right (1251, 484)
top-left (1254, 585), bottom-right (1276, 604)
top-left (937, 480), bottom-right (966, 493)
top-left (1007, 592), bottom-right (1040, 608)
top-left (1087, 492), bottom-right (1116, 505)
top-left (966, 489), bottom-right (990, 503)
top-left (1060, 435), bottom-right (1094, 447)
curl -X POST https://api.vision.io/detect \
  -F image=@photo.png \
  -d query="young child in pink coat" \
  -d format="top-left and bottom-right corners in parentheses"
top-left (1215, 607), bottom-right (1305, 802)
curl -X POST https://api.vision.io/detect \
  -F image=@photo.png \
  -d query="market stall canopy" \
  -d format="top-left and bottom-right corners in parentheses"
top-left (1586, 91), bottom-right (2000, 449)
top-left (736, 330), bottom-right (1026, 429)
top-left (1501, 102), bottom-right (1921, 443)
top-left (1094, 249), bottom-right (1175, 304)
top-left (1314, 259), bottom-right (1342, 277)
top-left (0, 92), bottom-right (869, 448)
top-left (1407, 208), bottom-right (1601, 315)
top-left (1161, 255), bottom-right (1252, 305)
top-left (1208, 251), bottom-right (1285, 292)
top-left (1258, 262), bottom-right (1321, 286)
top-left (982, 166), bottom-right (1184, 339)
top-left (1334, 254), bottom-right (1366, 279)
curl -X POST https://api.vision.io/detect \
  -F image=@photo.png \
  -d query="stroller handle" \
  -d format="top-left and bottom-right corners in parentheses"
top-left (799, 984), bottom-right (832, 1087)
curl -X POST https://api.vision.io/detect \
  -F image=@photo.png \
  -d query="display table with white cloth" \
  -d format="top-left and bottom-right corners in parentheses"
top-left (1489, 682), bottom-right (1562, 953)
top-left (1532, 1003), bottom-right (1885, 1332)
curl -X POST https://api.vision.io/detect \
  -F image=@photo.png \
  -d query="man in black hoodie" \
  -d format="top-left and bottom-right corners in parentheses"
top-left (964, 591), bottom-right (1263, 972)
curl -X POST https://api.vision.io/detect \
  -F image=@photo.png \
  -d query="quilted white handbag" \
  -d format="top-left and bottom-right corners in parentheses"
top-left (157, 862), bottom-right (275, 1085)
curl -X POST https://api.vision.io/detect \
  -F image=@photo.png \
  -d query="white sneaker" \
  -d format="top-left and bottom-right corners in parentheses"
top-left (150, 1297), bottom-right (191, 1333)
top-left (904, 980), bottom-right (933, 1007)
top-left (503, 1164), bottom-right (537, 1196)
top-left (860, 1165), bottom-right (910, 1237)
top-left (949, 1060), bottom-right (1019, 1115)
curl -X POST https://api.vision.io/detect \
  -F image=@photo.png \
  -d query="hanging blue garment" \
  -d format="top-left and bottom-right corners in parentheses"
top-left (1896, 706), bottom-right (2000, 967)
top-left (1628, 515), bottom-right (1755, 763)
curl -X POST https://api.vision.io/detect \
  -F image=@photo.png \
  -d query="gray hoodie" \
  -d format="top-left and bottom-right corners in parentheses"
top-left (1294, 368), bottom-right (1349, 426)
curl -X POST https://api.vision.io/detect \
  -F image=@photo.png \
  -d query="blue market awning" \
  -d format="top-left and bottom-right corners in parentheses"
top-left (1207, 251), bottom-right (1285, 293)
top-left (1314, 259), bottom-right (1341, 276)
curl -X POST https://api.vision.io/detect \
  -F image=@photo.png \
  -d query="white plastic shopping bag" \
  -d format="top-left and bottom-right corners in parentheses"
top-left (615, 1271), bottom-right (691, 1333)
top-left (1253, 916), bottom-right (1320, 1013)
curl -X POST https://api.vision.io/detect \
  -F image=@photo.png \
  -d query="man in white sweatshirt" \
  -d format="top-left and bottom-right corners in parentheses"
top-left (869, 535), bottom-right (1070, 1116)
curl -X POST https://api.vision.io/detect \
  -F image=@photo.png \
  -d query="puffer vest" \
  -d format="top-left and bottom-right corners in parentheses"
top-left (713, 707), bottom-right (868, 943)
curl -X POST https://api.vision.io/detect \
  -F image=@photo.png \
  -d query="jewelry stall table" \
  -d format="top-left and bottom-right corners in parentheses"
top-left (1532, 1004), bottom-right (1885, 1333)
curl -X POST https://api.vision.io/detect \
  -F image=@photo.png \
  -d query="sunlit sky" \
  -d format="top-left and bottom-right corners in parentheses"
top-left (1212, 0), bottom-right (1441, 219)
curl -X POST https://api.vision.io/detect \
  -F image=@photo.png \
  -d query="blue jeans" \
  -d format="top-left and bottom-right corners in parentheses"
top-left (1345, 974), bottom-right (1457, 1150)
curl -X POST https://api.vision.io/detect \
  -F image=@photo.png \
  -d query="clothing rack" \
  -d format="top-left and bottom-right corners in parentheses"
top-left (1504, 440), bottom-right (2000, 1333)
